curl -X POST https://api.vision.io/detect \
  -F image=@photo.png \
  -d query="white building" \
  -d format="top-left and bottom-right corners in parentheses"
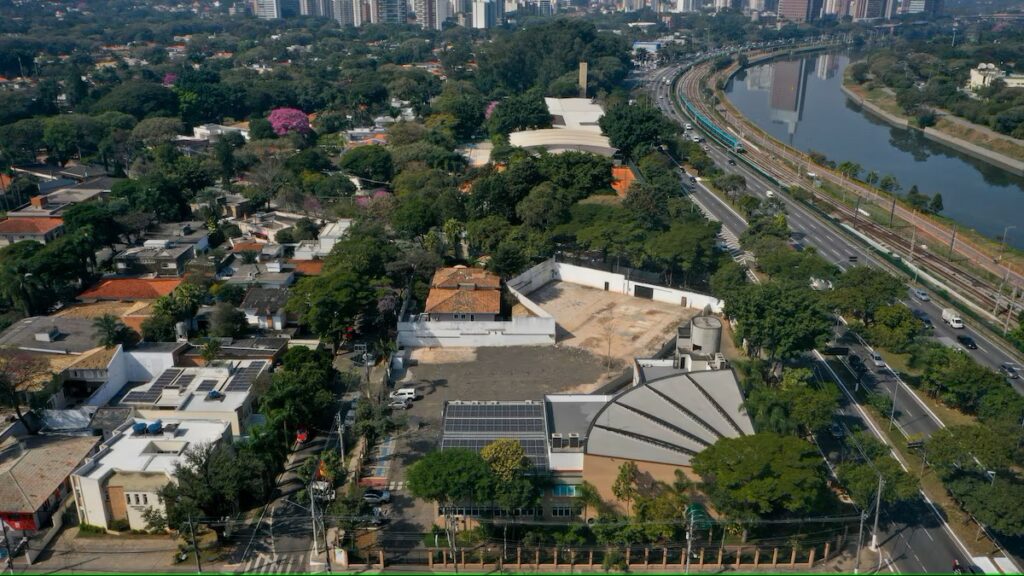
top-left (968, 63), bottom-right (1024, 91)
top-left (292, 219), bottom-right (352, 261)
top-left (71, 419), bottom-right (230, 531)
top-left (118, 361), bottom-right (269, 436)
top-left (471, 0), bottom-right (503, 28)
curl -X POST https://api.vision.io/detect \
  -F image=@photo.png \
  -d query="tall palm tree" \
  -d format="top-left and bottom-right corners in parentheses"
top-left (93, 314), bottom-right (129, 349)
top-left (200, 338), bottom-right (222, 365)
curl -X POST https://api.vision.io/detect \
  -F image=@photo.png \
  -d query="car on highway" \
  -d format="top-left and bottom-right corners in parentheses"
top-left (956, 335), bottom-right (978, 350)
top-left (848, 354), bottom-right (867, 374)
top-left (870, 351), bottom-right (886, 368)
top-left (363, 489), bottom-right (392, 504)
top-left (913, 310), bottom-right (934, 330)
top-left (727, 159), bottom-right (736, 165)
top-left (911, 288), bottom-right (930, 301)
top-left (1000, 362), bottom-right (1019, 379)
top-left (689, 176), bottom-right (696, 183)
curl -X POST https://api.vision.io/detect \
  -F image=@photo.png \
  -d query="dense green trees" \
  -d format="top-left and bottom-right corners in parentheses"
top-left (488, 91), bottom-right (551, 135)
top-left (725, 282), bottom-right (831, 365)
top-left (692, 433), bottom-right (829, 520)
top-left (828, 267), bottom-right (903, 324)
top-left (599, 102), bottom-right (674, 160)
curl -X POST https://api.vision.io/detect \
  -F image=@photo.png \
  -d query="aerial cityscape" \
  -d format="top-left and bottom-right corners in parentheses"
top-left (0, 0), bottom-right (1022, 573)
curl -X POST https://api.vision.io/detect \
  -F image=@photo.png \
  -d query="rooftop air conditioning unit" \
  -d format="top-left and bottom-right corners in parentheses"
top-left (551, 433), bottom-right (563, 449)
top-left (568, 433), bottom-right (581, 448)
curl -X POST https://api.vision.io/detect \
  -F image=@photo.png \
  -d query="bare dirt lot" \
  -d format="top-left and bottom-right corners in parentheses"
top-left (522, 281), bottom-right (698, 367)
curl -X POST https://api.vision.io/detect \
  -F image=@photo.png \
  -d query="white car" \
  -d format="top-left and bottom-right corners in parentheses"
top-left (911, 288), bottom-right (930, 301)
top-left (870, 352), bottom-right (886, 368)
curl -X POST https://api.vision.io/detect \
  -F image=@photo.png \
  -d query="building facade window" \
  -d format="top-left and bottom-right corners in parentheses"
top-left (550, 505), bottom-right (582, 518)
top-left (551, 484), bottom-right (579, 497)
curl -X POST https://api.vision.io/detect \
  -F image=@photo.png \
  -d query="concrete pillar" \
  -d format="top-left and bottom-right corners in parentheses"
top-left (461, 549), bottom-right (465, 567)
top-left (754, 548), bottom-right (760, 566)
top-left (517, 547), bottom-right (521, 569)
top-left (378, 550), bottom-right (384, 569)
top-left (589, 550), bottom-right (594, 568)
top-left (428, 549), bottom-right (433, 568)
top-left (662, 547), bottom-right (668, 568)
top-left (735, 546), bottom-right (741, 568)
top-left (699, 548), bottom-right (705, 567)
top-left (772, 547), bottom-right (778, 566)
top-left (554, 547), bottom-right (559, 567)
top-left (716, 547), bottom-right (723, 567)
top-left (823, 542), bottom-right (830, 562)
top-left (644, 548), bottom-right (649, 566)
top-left (535, 548), bottom-right (540, 567)
top-left (789, 547), bottom-right (797, 567)
top-left (625, 547), bottom-right (631, 565)
top-left (478, 549), bottom-right (484, 567)
top-left (808, 547), bottom-right (816, 567)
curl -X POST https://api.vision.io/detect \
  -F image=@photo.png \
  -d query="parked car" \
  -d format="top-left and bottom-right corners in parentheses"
top-left (870, 351), bottom-right (886, 368)
top-left (911, 288), bottom-right (930, 301)
top-left (389, 387), bottom-right (421, 401)
top-left (387, 398), bottom-right (412, 410)
top-left (829, 422), bottom-right (845, 439)
top-left (363, 489), bottom-right (392, 504)
top-left (999, 362), bottom-right (1019, 379)
top-left (956, 335), bottom-right (978, 350)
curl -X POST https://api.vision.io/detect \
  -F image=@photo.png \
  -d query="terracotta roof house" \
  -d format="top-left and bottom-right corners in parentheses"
top-left (424, 267), bottom-right (502, 322)
top-left (0, 217), bottom-right (65, 246)
top-left (0, 434), bottom-right (100, 532)
top-left (78, 278), bottom-right (183, 302)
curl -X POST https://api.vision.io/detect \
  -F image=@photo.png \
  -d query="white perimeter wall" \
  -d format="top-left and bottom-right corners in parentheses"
top-left (397, 316), bottom-right (556, 347)
top-left (398, 259), bottom-right (721, 348)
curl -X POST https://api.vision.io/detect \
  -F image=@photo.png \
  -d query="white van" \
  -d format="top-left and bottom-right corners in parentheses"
top-left (389, 387), bottom-right (421, 401)
top-left (765, 190), bottom-right (776, 199)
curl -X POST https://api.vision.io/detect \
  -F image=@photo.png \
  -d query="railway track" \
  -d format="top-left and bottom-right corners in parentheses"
top-left (676, 59), bottom-right (1022, 323)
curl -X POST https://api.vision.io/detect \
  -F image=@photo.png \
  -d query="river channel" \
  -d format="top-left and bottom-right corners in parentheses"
top-left (724, 52), bottom-right (1024, 249)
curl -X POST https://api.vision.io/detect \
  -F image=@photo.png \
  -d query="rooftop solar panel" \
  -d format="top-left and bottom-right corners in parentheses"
top-left (151, 368), bottom-right (183, 390)
top-left (174, 374), bottom-right (196, 389)
top-left (195, 379), bottom-right (218, 392)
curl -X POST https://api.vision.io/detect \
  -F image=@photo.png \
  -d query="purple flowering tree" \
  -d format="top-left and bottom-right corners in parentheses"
top-left (267, 108), bottom-right (311, 136)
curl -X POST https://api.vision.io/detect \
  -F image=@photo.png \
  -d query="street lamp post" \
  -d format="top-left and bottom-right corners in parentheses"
top-left (998, 225), bottom-right (1016, 263)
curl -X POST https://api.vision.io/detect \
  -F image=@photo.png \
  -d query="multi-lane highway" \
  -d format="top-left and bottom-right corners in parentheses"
top-left (644, 58), bottom-right (1021, 573)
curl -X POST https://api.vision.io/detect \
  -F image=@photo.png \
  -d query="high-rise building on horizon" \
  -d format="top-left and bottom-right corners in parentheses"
top-left (378, 0), bottom-right (407, 22)
top-left (471, 0), bottom-right (504, 28)
top-left (254, 0), bottom-right (282, 18)
top-left (414, 0), bottom-right (450, 29)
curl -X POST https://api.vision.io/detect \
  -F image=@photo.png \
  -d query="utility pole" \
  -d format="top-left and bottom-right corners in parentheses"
top-left (870, 476), bottom-right (885, 551)
top-left (187, 512), bottom-right (203, 574)
top-left (888, 197), bottom-right (897, 227)
top-left (889, 379), bottom-right (899, 431)
top-left (683, 510), bottom-right (694, 575)
top-left (947, 225), bottom-right (958, 260)
top-left (1, 519), bottom-right (14, 575)
top-left (854, 511), bottom-right (867, 574)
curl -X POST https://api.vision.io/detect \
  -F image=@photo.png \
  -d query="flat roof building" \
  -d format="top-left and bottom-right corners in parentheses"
top-left (71, 419), bottom-right (230, 531)
top-left (119, 360), bottom-right (269, 436)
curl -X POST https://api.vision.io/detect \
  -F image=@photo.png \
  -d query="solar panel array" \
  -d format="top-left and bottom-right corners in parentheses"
top-left (152, 369), bottom-right (183, 390)
top-left (121, 368), bottom-right (183, 405)
top-left (195, 379), bottom-right (218, 392)
top-left (440, 402), bottom-right (549, 470)
top-left (225, 361), bottom-right (266, 392)
top-left (173, 374), bottom-right (196, 390)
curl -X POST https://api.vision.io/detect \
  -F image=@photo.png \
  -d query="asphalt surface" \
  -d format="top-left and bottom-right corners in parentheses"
top-left (645, 61), bottom-right (1020, 573)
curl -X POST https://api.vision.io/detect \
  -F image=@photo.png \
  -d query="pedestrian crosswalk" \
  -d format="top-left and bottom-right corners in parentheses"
top-left (237, 553), bottom-right (308, 574)
top-left (386, 481), bottom-right (405, 491)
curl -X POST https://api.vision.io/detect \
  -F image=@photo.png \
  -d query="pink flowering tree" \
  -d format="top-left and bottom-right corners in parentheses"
top-left (267, 108), bottom-right (311, 136)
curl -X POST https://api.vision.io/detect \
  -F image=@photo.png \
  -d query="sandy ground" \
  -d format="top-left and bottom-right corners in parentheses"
top-left (524, 281), bottom-right (698, 367)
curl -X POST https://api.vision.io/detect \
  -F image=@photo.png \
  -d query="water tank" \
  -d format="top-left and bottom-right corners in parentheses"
top-left (690, 316), bottom-right (722, 356)
top-left (132, 422), bottom-right (147, 435)
top-left (146, 420), bottom-right (163, 435)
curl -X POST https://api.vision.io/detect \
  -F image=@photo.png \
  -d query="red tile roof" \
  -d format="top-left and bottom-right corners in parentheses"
top-left (430, 266), bottom-right (501, 290)
top-left (424, 288), bottom-right (501, 315)
top-left (79, 278), bottom-right (183, 301)
top-left (231, 241), bottom-right (264, 252)
top-left (0, 217), bottom-right (63, 235)
top-left (289, 259), bottom-right (324, 276)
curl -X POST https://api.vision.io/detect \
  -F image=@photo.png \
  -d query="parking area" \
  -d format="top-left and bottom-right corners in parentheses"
top-left (522, 281), bottom-right (698, 367)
